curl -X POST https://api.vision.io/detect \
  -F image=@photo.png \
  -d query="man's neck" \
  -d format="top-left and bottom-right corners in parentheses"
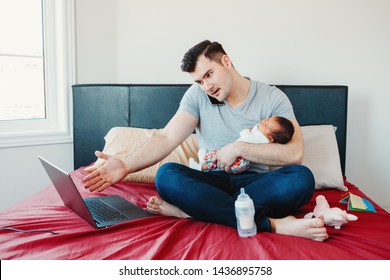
top-left (226, 75), bottom-right (251, 109)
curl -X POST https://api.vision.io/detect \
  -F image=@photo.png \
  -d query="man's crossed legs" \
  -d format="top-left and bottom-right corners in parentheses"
top-left (147, 163), bottom-right (328, 241)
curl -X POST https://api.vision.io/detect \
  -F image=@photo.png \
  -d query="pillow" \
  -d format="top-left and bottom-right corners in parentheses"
top-left (85, 125), bottom-right (347, 190)
top-left (301, 125), bottom-right (347, 191)
top-left (84, 127), bottom-right (199, 183)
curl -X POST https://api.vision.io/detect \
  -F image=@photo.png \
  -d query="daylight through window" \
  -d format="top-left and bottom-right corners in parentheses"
top-left (0, 0), bottom-right (45, 121)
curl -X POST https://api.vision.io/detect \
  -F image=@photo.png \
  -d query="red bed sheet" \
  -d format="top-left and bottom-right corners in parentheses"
top-left (1, 168), bottom-right (389, 260)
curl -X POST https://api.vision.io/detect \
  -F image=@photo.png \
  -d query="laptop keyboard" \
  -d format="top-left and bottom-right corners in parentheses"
top-left (85, 199), bottom-right (127, 222)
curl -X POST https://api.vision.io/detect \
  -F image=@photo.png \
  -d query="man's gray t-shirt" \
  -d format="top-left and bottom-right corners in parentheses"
top-left (178, 79), bottom-right (295, 173)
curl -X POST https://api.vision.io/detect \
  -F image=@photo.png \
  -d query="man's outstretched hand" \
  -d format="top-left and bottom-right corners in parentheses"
top-left (83, 151), bottom-right (128, 192)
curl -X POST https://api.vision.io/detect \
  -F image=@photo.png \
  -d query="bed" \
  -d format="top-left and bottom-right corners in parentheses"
top-left (1, 84), bottom-right (389, 260)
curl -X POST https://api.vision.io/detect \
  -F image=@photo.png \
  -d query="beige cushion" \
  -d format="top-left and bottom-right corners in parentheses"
top-left (301, 125), bottom-right (347, 191)
top-left (84, 127), bottom-right (199, 183)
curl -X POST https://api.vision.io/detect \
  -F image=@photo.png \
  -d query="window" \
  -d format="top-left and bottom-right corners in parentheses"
top-left (0, 0), bottom-right (75, 147)
top-left (0, 0), bottom-right (45, 121)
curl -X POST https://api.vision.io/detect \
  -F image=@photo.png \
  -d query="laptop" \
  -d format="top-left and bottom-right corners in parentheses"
top-left (38, 156), bottom-right (153, 229)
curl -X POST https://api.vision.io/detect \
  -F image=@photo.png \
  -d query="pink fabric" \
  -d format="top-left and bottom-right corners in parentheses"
top-left (203, 149), bottom-right (250, 174)
top-left (1, 168), bottom-right (390, 260)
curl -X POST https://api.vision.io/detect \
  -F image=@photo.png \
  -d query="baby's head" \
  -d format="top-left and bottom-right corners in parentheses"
top-left (259, 116), bottom-right (294, 144)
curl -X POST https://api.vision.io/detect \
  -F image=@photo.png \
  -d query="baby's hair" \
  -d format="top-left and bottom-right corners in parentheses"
top-left (271, 116), bottom-right (295, 144)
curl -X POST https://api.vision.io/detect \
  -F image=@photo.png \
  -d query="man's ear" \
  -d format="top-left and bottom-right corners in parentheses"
top-left (268, 136), bottom-right (274, 143)
top-left (221, 55), bottom-right (233, 68)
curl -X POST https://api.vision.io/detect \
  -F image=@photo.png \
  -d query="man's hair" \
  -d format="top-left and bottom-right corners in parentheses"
top-left (181, 40), bottom-right (227, 72)
top-left (271, 116), bottom-right (295, 144)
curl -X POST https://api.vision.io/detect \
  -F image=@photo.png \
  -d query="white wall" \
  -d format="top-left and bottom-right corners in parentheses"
top-left (0, 144), bottom-right (73, 210)
top-left (1, 0), bottom-right (389, 211)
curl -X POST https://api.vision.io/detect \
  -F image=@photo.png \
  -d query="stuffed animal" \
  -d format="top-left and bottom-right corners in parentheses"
top-left (304, 195), bottom-right (358, 229)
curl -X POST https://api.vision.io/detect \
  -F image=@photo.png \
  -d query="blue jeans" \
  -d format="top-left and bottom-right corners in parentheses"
top-left (155, 163), bottom-right (315, 232)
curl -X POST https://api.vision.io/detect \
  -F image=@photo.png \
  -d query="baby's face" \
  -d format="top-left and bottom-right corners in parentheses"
top-left (258, 116), bottom-right (279, 138)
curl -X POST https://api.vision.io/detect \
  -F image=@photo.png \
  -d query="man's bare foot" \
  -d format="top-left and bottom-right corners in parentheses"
top-left (147, 196), bottom-right (191, 219)
top-left (270, 216), bottom-right (328, 241)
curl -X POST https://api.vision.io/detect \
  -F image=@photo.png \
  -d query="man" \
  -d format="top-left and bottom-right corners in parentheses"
top-left (84, 40), bottom-right (328, 241)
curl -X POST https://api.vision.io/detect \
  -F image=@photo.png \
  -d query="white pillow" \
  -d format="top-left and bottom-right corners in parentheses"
top-left (301, 125), bottom-right (348, 191)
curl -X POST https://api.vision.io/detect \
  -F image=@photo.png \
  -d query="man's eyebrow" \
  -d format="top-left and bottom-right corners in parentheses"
top-left (195, 69), bottom-right (212, 84)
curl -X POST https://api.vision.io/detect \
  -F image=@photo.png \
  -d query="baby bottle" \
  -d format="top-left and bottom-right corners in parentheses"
top-left (235, 188), bottom-right (257, 238)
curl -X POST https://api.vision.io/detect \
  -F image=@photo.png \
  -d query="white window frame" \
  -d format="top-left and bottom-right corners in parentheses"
top-left (0, 0), bottom-right (75, 148)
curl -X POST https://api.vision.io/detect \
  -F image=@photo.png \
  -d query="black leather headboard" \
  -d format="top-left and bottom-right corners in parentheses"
top-left (72, 84), bottom-right (348, 174)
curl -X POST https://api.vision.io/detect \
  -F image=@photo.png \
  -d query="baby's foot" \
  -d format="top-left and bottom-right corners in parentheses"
top-left (270, 216), bottom-right (328, 241)
top-left (147, 196), bottom-right (191, 219)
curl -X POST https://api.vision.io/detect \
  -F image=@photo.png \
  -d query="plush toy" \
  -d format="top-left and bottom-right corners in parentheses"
top-left (304, 195), bottom-right (358, 229)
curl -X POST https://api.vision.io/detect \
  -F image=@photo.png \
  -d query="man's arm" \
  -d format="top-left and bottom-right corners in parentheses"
top-left (83, 111), bottom-right (198, 192)
top-left (217, 118), bottom-right (304, 169)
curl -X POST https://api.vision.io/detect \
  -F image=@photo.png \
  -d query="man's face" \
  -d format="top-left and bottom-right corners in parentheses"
top-left (190, 54), bottom-right (233, 102)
